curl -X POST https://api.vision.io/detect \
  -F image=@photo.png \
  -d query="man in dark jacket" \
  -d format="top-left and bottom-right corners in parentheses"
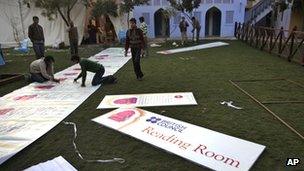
top-left (28, 16), bottom-right (45, 59)
top-left (179, 17), bottom-right (189, 45)
top-left (125, 18), bottom-right (145, 80)
top-left (71, 55), bottom-right (116, 87)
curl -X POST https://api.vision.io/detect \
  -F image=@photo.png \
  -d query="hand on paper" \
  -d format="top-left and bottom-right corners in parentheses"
top-left (73, 78), bottom-right (78, 83)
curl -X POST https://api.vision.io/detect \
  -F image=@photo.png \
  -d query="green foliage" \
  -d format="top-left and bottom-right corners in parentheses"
top-left (92, 0), bottom-right (118, 18)
top-left (120, 0), bottom-right (150, 14)
top-left (167, 0), bottom-right (201, 13)
top-left (25, 0), bottom-right (88, 26)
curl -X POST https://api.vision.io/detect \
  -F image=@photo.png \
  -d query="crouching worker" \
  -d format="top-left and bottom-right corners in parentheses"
top-left (71, 55), bottom-right (117, 87)
top-left (29, 56), bottom-right (60, 83)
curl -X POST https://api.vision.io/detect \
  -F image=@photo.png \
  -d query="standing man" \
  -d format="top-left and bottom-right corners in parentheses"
top-left (68, 21), bottom-right (79, 56)
top-left (125, 18), bottom-right (145, 81)
top-left (71, 55), bottom-right (116, 87)
top-left (191, 17), bottom-right (201, 42)
top-left (28, 16), bottom-right (45, 59)
top-left (139, 16), bottom-right (148, 58)
top-left (179, 17), bottom-right (189, 45)
top-left (87, 20), bottom-right (97, 44)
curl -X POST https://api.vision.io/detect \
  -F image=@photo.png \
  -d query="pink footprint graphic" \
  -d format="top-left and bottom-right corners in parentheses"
top-left (109, 110), bottom-right (135, 122)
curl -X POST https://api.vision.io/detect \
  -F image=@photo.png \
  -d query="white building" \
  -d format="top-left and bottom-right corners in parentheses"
top-left (133, 0), bottom-right (247, 38)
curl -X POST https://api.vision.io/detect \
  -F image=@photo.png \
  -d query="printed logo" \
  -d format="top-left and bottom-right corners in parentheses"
top-left (146, 116), bottom-right (187, 133)
top-left (146, 116), bottom-right (161, 123)
top-left (114, 97), bottom-right (137, 105)
top-left (14, 95), bottom-right (37, 101)
top-left (109, 110), bottom-right (136, 122)
top-left (286, 158), bottom-right (300, 166)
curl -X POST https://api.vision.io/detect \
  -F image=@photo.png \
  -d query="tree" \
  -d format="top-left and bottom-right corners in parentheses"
top-left (167, 0), bottom-right (201, 41)
top-left (24, 0), bottom-right (89, 27)
top-left (92, 0), bottom-right (118, 18)
top-left (119, 0), bottom-right (150, 28)
top-left (291, 0), bottom-right (304, 30)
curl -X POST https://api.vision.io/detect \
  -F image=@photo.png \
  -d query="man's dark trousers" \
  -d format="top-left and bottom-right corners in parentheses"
top-left (70, 41), bottom-right (78, 55)
top-left (33, 42), bottom-right (45, 59)
top-left (131, 47), bottom-right (143, 79)
top-left (92, 67), bottom-right (115, 86)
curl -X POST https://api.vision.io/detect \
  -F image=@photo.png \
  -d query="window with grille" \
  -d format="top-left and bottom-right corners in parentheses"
top-left (226, 11), bottom-right (234, 24)
top-left (174, 13), bottom-right (181, 25)
top-left (142, 13), bottom-right (150, 25)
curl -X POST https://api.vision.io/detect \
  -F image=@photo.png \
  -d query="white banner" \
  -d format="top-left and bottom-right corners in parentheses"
top-left (97, 92), bottom-right (197, 109)
top-left (92, 108), bottom-right (265, 171)
top-left (157, 42), bottom-right (229, 55)
top-left (0, 48), bottom-right (131, 165)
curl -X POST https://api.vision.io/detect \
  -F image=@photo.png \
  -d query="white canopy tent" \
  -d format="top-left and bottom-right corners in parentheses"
top-left (0, 0), bottom-right (87, 47)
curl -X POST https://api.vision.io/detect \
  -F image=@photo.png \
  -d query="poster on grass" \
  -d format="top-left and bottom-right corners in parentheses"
top-left (96, 92), bottom-right (198, 109)
top-left (157, 42), bottom-right (229, 55)
top-left (92, 108), bottom-right (265, 171)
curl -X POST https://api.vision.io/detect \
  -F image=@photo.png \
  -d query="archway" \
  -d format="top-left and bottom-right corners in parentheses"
top-left (205, 7), bottom-right (221, 36)
top-left (154, 9), bottom-right (170, 37)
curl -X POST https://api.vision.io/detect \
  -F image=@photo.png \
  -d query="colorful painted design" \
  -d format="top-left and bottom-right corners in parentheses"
top-left (58, 78), bottom-right (68, 81)
top-left (14, 95), bottom-right (37, 101)
top-left (34, 85), bottom-right (55, 90)
top-left (109, 110), bottom-right (136, 122)
top-left (63, 73), bottom-right (78, 76)
top-left (113, 97), bottom-right (138, 105)
top-left (0, 108), bottom-right (14, 115)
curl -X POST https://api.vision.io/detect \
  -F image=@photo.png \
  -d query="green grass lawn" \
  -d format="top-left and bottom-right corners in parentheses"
top-left (0, 41), bottom-right (303, 170)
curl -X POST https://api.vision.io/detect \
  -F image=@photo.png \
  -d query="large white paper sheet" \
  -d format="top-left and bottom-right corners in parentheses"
top-left (24, 156), bottom-right (77, 171)
top-left (97, 92), bottom-right (197, 109)
top-left (0, 48), bottom-right (131, 165)
top-left (92, 108), bottom-right (265, 171)
top-left (157, 42), bottom-right (229, 55)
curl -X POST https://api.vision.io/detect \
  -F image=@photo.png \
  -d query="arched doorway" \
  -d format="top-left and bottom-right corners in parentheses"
top-left (205, 7), bottom-right (221, 36)
top-left (154, 9), bottom-right (170, 37)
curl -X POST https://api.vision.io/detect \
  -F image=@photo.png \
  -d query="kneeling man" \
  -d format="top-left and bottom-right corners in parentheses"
top-left (29, 56), bottom-right (60, 83)
top-left (71, 55), bottom-right (116, 87)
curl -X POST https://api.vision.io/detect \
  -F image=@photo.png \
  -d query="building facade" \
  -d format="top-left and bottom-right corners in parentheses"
top-left (133, 0), bottom-right (247, 38)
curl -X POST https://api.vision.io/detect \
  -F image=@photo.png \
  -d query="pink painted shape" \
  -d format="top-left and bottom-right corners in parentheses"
top-left (174, 95), bottom-right (183, 98)
top-left (0, 108), bottom-right (14, 115)
top-left (109, 110), bottom-right (136, 122)
top-left (114, 97), bottom-right (138, 105)
top-left (64, 73), bottom-right (78, 76)
top-left (35, 85), bottom-right (55, 90)
top-left (14, 95), bottom-right (37, 101)
top-left (58, 78), bottom-right (68, 81)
